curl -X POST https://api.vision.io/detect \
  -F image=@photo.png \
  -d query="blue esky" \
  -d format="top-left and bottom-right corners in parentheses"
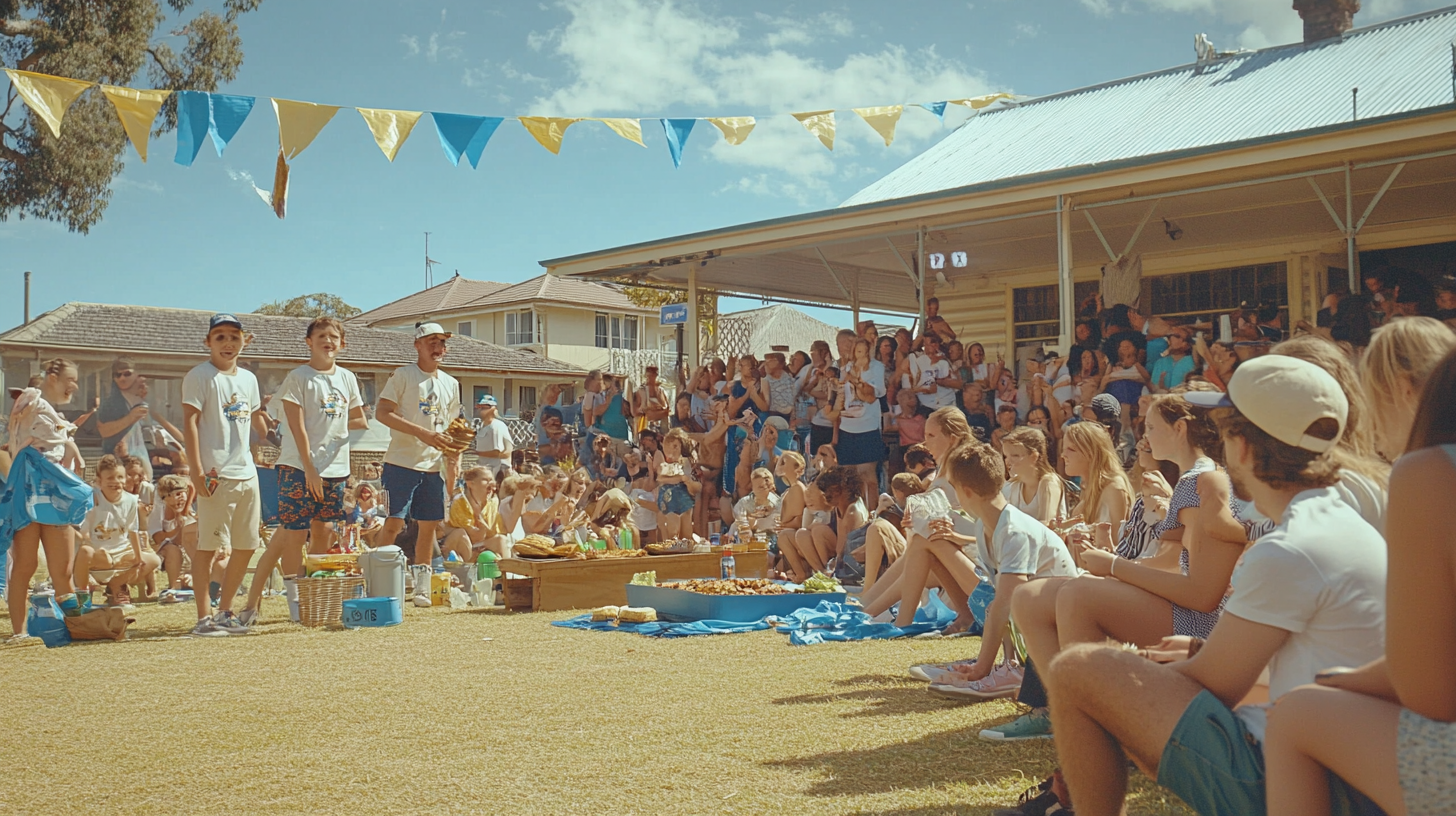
top-left (0, 0), bottom-right (1433, 332)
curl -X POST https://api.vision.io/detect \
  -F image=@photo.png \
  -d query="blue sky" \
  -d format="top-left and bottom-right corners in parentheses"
top-left (0, 0), bottom-right (1432, 332)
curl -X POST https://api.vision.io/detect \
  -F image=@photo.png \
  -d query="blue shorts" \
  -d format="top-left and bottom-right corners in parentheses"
top-left (276, 465), bottom-right (346, 530)
top-left (380, 463), bottom-right (446, 523)
top-left (658, 483), bottom-right (694, 515)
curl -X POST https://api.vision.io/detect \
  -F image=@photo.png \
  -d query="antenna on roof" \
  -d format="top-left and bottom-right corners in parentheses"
top-left (424, 232), bottom-right (440, 288)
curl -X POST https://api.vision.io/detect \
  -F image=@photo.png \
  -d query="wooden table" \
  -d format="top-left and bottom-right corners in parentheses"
top-left (498, 551), bottom-right (768, 612)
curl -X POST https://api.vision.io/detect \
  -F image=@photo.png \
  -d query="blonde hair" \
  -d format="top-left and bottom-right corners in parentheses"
top-left (778, 450), bottom-right (805, 473)
top-left (1002, 426), bottom-right (1056, 481)
top-left (462, 466), bottom-right (492, 483)
top-left (1064, 422), bottom-right (1132, 523)
top-left (1274, 334), bottom-right (1389, 485)
top-left (157, 474), bottom-right (189, 497)
top-left (1362, 317), bottom-right (1456, 415)
top-left (928, 405), bottom-right (975, 448)
top-left (750, 467), bottom-right (775, 484)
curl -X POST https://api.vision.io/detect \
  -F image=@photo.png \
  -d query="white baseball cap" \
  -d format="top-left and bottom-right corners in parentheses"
top-left (414, 322), bottom-right (451, 340)
top-left (1184, 355), bottom-right (1347, 453)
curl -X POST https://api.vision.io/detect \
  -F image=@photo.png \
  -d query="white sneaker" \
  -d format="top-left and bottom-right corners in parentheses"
top-left (412, 593), bottom-right (433, 608)
top-left (929, 662), bottom-right (1025, 701)
top-left (909, 659), bottom-right (977, 683)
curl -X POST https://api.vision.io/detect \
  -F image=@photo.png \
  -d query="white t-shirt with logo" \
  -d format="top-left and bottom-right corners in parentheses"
top-left (182, 362), bottom-right (260, 481)
top-left (838, 360), bottom-right (887, 435)
top-left (85, 489), bottom-right (139, 558)
top-left (1225, 487), bottom-right (1387, 742)
top-left (379, 363), bottom-right (462, 473)
top-left (910, 353), bottom-right (955, 409)
top-left (274, 363), bottom-right (363, 479)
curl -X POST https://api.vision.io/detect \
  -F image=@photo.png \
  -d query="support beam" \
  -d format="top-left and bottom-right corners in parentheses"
top-left (1057, 195), bottom-right (1075, 356)
top-left (917, 227), bottom-right (927, 336)
top-left (687, 263), bottom-right (699, 367)
top-left (1083, 209), bottom-right (1117, 262)
top-left (814, 247), bottom-right (855, 303)
top-left (1120, 201), bottom-right (1159, 258)
top-left (1308, 176), bottom-right (1347, 231)
top-left (1354, 162), bottom-right (1404, 233)
top-left (1345, 163), bottom-right (1357, 294)
top-left (885, 238), bottom-right (920, 287)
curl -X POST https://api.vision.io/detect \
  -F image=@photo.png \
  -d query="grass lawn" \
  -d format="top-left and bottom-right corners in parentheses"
top-left (1, 599), bottom-right (1193, 815)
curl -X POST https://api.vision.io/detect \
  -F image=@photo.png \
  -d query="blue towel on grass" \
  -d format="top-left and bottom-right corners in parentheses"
top-left (770, 593), bottom-right (960, 645)
top-left (551, 616), bottom-right (773, 638)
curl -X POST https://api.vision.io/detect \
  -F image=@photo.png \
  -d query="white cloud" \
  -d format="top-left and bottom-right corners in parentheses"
top-left (1137, 0), bottom-right (1416, 49)
top-left (1079, 0), bottom-right (1113, 16)
top-left (527, 0), bottom-right (996, 204)
top-left (400, 34), bottom-right (420, 56)
top-left (113, 177), bottom-right (163, 195)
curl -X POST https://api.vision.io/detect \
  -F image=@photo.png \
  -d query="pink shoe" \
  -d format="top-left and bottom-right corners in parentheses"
top-left (929, 662), bottom-right (1024, 700)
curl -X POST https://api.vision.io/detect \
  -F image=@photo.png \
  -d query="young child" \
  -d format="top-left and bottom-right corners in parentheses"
top-left (149, 475), bottom-right (207, 604)
top-left (182, 313), bottom-right (268, 636)
top-left (442, 467), bottom-right (510, 560)
top-left (729, 467), bottom-right (780, 543)
top-left (1099, 338), bottom-right (1150, 438)
top-left (75, 455), bottom-right (162, 613)
top-left (990, 404), bottom-right (1019, 452)
top-left (239, 317), bottom-right (366, 626)
top-left (927, 442), bottom-right (1078, 698)
top-left (655, 428), bottom-right (699, 541)
top-left (120, 453), bottom-right (159, 600)
top-left (627, 460), bottom-right (660, 545)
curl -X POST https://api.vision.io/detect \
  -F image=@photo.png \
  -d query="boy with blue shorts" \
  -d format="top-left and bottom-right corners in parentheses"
top-left (373, 323), bottom-right (462, 608)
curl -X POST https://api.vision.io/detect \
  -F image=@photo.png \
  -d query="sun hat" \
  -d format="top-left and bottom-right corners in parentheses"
top-left (414, 322), bottom-right (451, 340)
top-left (1184, 355), bottom-right (1347, 452)
top-left (762, 415), bottom-right (791, 432)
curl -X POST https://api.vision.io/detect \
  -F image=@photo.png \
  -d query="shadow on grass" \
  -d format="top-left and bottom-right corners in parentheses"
top-left (773, 674), bottom-right (1007, 720)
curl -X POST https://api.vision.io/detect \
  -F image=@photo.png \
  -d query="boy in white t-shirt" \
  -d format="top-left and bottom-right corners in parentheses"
top-left (75, 454), bottom-right (162, 613)
top-left (239, 317), bottom-right (366, 626)
top-left (182, 313), bottom-right (269, 637)
top-left (373, 322), bottom-right (463, 607)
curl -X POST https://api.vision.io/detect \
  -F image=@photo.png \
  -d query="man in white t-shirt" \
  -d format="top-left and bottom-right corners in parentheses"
top-left (374, 322), bottom-right (463, 607)
top-left (1043, 355), bottom-right (1386, 816)
top-left (238, 317), bottom-right (367, 627)
top-left (908, 334), bottom-right (958, 410)
top-left (472, 393), bottom-right (513, 478)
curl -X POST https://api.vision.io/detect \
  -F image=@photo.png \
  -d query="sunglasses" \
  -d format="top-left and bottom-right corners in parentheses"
top-left (114, 371), bottom-right (136, 379)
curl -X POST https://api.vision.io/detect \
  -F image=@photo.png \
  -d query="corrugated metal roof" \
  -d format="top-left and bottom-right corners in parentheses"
top-left (843, 6), bottom-right (1456, 208)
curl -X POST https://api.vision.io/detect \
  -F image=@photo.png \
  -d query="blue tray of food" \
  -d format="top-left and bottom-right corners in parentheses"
top-left (624, 580), bottom-right (845, 622)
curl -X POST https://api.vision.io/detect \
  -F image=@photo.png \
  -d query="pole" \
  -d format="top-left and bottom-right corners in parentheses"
top-left (686, 264), bottom-right (699, 369)
top-left (24, 270), bottom-right (31, 325)
top-left (1345, 163), bottom-right (1357, 294)
top-left (851, 275), bottom-right (861, 334)
top-left (1057, 195), bottom-right (1075, 356)
top-left (916, 227), bottom-right (927, 335)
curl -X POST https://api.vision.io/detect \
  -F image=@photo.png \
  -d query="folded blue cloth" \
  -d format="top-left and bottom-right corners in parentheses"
top-left (551, 615), bottom-right (773, 638)
top-left (0, 447), bottom-right (93, 557)
top-left (770, 593), bottom-right (960, 645)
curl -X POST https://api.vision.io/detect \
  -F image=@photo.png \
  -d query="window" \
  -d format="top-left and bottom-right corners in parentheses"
top-left (456, 320), bottom-right (473, 338)
top-left (472, 385), bottom-right (492, 406)
top-left (505, 310), bottom-right (535, 345)
top-left (595, 313), bottom-right (609, 348)
top-left (1143, 262), bottom-right (1287, 321)
top-left (1012, 281), bottom-right (1099, 340)
top-left (623, 316), bottom-right (639, 350)
top-left (518, 386), bottom-right (537, 414)
top-left (356, 373), bottom-right (377, 408)
top-left (598, 313), bottom-right (640, 350)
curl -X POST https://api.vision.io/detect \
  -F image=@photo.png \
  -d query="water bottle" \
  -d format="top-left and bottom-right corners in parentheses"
top-left (709, 533), bottom-right (720, 549)
top-left (720, 547), bottom-right (736, 580)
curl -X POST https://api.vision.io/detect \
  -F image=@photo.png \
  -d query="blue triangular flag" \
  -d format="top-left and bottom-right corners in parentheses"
top-left (661, 118), bottom-right (696, 168)
top-left (918, 101), bottom-right (948, 123)
top-left (174, 91), bottom-right (212, 166)
top-left (207, 93), bottom-right (255, 156)
top-left (431, 112), bottom-right (504, 168)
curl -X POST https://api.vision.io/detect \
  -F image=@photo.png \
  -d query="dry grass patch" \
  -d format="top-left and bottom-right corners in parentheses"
top-left (1, 601), bottom-right (1191, 815)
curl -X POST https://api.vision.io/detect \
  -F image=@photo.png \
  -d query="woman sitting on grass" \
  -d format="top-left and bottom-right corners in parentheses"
top-left (783, 467), bottom-right (866, 584)
top-left (998, 426), bottom-right (1065, 525)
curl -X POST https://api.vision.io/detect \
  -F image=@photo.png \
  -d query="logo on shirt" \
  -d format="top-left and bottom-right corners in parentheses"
top-left (418, 392), bottom-right (440, 417)
top-left (223, 394), bottom-right (251, 423)
top-left (91, 522), bottom-right (122, 541)
top-left (320, 389), bottom-right (347, 419)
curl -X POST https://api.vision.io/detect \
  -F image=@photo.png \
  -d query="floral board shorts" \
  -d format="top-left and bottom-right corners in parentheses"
top-left (276, 464), bottom-right (347, 531)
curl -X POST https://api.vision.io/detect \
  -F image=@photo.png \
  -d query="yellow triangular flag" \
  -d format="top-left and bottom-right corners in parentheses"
top-left (593, 118), bottom-right (645, 147)
top-left (356, 108), bottom-right (423, 162)
top-left (272, 98), bottom-right (341, 160)
top-left (853, 105), bottom-right (903, 147)
top-left (791, 110), bottom-right (835, 151)
top-left (4, 69), bottom-right (94, 138)
top-left (707, 116), bottom-right (755, 146)
top-left (951, 93), bottom-right (1014, 110)
top-left (519, 116), bottom-right (580, 154)
top-left (100, 85), bottom-right (170, 162)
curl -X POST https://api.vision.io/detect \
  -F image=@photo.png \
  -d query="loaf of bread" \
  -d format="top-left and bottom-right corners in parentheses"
top-left (617, 606), bottom-right (657, 623)
top-left (589, 605), bottom-right (620, 622)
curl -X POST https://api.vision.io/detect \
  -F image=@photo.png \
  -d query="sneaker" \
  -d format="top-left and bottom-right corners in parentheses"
top-left (909, 659), bottom-right (976, 683)
top-left (991, 775), bottom-right (1070, 816)
top-left (212, 610), bottom-right (251, 635)
top-left (108, 586), bottom-right (133, 609)
top-left (412, 593), bottom-right (433, 608)
top-left (158, 589), bottom-right (181, 605)
top-left (929, 662), bottom-right (1025, 701)
top-left (237, 608), bottom-right (259, 628)
top-left (980, 708), bottom-right (1053, 741)
top-left (190, 616), bottom-right (230, 638)
top-left (3, 634), bottom-right (40, 647)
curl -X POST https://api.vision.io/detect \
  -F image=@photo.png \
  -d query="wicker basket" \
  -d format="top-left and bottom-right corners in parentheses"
top-left (295, 576), bottom-right (365, 627)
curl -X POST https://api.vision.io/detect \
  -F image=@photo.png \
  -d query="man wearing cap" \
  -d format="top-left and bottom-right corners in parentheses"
top-left (1043, 356), bottom-right (1386, 816)
top-left (372, 322), bottom-right (462, 606)
top-left (473, 394), bottom-right (513, 478)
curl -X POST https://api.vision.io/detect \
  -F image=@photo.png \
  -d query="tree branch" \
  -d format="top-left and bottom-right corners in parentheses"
top-left (0, 17), bottom-right (46, 37)
top-left (147, 47), bottom-right (182, 84)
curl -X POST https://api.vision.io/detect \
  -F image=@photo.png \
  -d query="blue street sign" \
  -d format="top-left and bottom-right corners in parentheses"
top-left (660, 303), bottom-right (689, 325)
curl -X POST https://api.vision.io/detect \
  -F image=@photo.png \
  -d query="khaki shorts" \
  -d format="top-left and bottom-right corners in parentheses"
top-left (196, 476), bottom-right (262, 552)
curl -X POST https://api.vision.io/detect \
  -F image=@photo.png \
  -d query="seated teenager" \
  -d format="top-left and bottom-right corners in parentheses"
top-left (728, 467), bottom-right (780, 543)
top-left (442, 467), bottom-right (510, 560)
top-left (1263, 345), bottom-right (1456, 816)
top-left (912, 442), bottom-right (1078, 698)
top-left (784, 467), bottom-right (866, 583)
top-left (999, 427), bottom-right (1065, 525)
top-left (1044, 355), bottom-right (1387, 816)
top-left (856, 472), bottom-right (926, 591)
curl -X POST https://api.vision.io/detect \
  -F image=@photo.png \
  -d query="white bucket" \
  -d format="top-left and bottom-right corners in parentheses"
top-left (360, 546), bottom-right (407, 602)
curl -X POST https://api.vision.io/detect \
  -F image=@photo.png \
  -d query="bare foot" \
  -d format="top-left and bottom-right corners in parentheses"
top-left (943, 614), bottom-right (976, 635)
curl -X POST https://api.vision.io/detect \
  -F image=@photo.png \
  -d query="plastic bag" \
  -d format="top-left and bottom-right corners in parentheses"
top-left (905, 489), bottom-right (952, 540)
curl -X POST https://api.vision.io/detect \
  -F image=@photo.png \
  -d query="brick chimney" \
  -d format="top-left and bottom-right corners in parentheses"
top-left (1293, 0), bottom-right (1361, 43)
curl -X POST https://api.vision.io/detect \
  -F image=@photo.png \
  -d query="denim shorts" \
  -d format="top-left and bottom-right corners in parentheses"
top-left (380, 463), bottom-right (446, 522)
top-left (657, 483), bottom-right (694, 515)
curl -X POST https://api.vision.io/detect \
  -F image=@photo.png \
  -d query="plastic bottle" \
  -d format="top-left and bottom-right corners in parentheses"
top-left (720, 546), bottom-right (736, 580)
top-left (709, 533), bottom-right (720, 549)
top-left (619, 528), bottom-right (633, 550)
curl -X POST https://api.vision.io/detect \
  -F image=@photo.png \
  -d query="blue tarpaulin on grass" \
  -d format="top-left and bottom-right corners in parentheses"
top-left (551, 616), bottom-right (773, 638)
top-left (771, 594), bottom-right (960, 645)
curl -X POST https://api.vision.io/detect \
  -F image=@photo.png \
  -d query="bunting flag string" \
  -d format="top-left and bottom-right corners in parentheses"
top-left (4, 69), bottom-right (93, 137)
top-left (792, 110), bottom-right (836, 151)
top-left (662, 118), bottom-right (696, 168)
top-left (273, 98), bottom-right (340, 160)
top-left (100, 85), bottom-right (170, 162)
top-left (430, 113), bottom-right (503, 168)
top-left (357, 108), bottom-right (422, 162)
top-left (594, 118), bottom-right (645, 147)
top-left (853, 105), bottom-right (902, 147)
top-left (174, 91), bottom-right (255, 166)
top-left (952, 93), bottom-right (1015, 110)
top-left (519, 116), bottom-right (580, 154)
top-left (917, 101), bottom-right (948, 123)
top-left (707, 116), bottom-right (756, 146)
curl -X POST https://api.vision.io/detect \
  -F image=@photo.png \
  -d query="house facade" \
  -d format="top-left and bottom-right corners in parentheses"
top-left (351, 273), bottom-right (676, 384)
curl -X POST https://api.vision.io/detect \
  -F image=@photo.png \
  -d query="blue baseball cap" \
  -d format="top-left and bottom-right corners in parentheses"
top-left (476, 394), bottom-right (497, 407)
top-left (209, 313), bottom-right (244, 332)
